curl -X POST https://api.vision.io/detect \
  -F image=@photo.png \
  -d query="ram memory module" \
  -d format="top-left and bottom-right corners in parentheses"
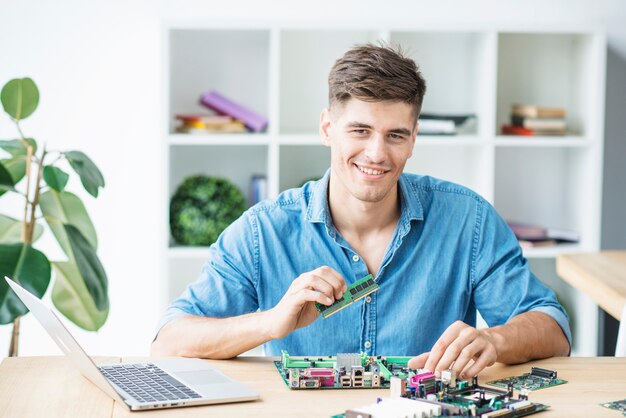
top-left (315, 274), bottom-right (379, 318)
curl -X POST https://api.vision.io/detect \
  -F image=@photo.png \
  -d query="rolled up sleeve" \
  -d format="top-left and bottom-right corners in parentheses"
top-left (471, 200), bottom-right (572, 350)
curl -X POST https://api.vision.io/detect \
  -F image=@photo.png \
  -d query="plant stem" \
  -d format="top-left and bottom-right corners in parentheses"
top-left (27, 148), bottom-right (46, 242)
top-left (8, 317), bottom-right (20, 357)
top-left (20, 143), bottom-right (34, 243)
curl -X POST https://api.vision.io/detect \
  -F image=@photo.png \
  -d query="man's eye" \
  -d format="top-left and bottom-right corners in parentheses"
top-left (389, 134), bottom-right (405, 140)
top-left (351, 130), bottom-right (368, 135)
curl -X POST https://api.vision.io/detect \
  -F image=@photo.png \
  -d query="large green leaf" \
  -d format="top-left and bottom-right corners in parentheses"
top-left (51, 261), bottom-right (108, 331)
top-left (64, 224), bottom-right (108, 311)
top-left (1, 78), bottom-right (39, 120)
top-left (0, 138), bottom-right (37, 157)
top-left (1, 156), bottom-right (27, 184)
top-left (43, 165), bottom-right (69, 192)
top-left (0, 214), bottom-right (44, 244)
top-left (0, 162), bottom-right (16, 196)
top-left (0, 243), bottom-right (51, 324)
top-left (65, 151), bottom-right (105, 198)
top-left (39, 190), bottom-right (98, 257)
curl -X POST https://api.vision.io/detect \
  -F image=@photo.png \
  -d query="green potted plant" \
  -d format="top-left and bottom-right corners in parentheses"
top-left (0, 78), bottom-right (109, 356)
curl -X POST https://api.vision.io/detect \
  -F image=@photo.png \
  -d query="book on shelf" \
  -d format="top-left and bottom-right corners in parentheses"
top-left (249, 174), bottom-right (267, 206)
top-left (502, 103), bottom-right (568, 136)
top-left (200, 91), bottom-right (268, 133)
top-left (511, 115), bottom-right (567, 131)
top-left (518, 239), bottom-right (559, 248)
top-left (417, 113), bottom-right (476, 135)
top-left (501, 124), bottom-right (567, 136)
top-left (174, 114), bottom-right (248, 134)
top-left (507, 221), bottom-right (580, 243)
top-left (512, 104), bottom-right (566, 119)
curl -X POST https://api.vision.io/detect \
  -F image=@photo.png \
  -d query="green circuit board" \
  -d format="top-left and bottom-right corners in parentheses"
top-left (601, 398), bottom-right (626, 416)
top-left (315, 274), bottom-right (379, 318)
top-left (488, 367), bottom-right (567, 391)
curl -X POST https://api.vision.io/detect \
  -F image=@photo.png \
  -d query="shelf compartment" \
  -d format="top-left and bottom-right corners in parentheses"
top-left (390, 31), bottom-right (492, 136)
top-left (496, 33), bottom-right (597, 137)
top-left (169, 144), bottom-right (268, 210)
top-left (168, 29), bottom-right (270, 134)
top-left (494, 147), bottom-right (592, 249)
top-left (279, 29), bottom-right (382, 135)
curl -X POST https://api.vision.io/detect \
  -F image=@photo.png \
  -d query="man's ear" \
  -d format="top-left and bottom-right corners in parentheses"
top-left (320, 108), bottom-right (332, 147)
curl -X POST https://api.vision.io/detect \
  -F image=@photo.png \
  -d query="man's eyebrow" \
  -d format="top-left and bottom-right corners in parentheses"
top-left (345, 122), bottom-right (372, 129)
top-left (345, 122), bottom-right (412, 136)
top-left (388, 128), bottom-right (412, 136)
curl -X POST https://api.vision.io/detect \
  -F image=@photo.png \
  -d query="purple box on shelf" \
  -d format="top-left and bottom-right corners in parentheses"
top-left (200, 91), bottom-right (268, 133)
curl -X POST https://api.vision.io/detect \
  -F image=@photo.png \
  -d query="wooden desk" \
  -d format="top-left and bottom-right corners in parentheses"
top-left (0, 356), bottom-right (625, 417)
top-left (557, 251), bottom-right (626, 320)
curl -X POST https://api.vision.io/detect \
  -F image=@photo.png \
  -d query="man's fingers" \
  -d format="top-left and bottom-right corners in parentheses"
top-left (460, 346), bottom-right (497, 379)
top-left (447, 340), bottom-right (482, 376)
top-left (291, 274), bottom-right (336, 301)
top-left (297, 288), bottom-right (333, 306)
top-left (314, 266), bottom-right (348, 298)
top-left (423, 321), bottom-right (467, 372)
top-left (407, 352), bottom-right (430, 370)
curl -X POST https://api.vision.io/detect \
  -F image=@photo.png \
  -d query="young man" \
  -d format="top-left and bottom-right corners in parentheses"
top-left (152, 44), bottom-right (570, 379)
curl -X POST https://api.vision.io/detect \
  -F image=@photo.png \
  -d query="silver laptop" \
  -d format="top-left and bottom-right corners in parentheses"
top-left (4, 276), bottom-right (259, 411)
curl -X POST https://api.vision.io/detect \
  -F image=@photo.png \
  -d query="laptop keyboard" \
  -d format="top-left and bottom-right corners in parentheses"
top-left (99, 363), bottom-right (202, 404)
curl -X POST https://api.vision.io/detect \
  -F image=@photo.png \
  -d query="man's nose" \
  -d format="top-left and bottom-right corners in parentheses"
top-left (365, 134), bottom-right (387, 163)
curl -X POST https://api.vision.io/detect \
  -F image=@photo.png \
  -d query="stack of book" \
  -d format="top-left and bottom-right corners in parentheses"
top-left (418, 113), bottom-right (477, 135)
top-left (507, 221), bottom-right (580, 248)
top-left (200, 91), bottom-right (268, 133)
top-left (502, 104), bottom-right (567, 136)
top-left (174, 114), bottom-right (247, 134)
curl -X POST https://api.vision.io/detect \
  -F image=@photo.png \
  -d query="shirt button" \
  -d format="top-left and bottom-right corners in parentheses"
top-left (364, 341), bottom-right (371, 349)
top-left (352, 255), bottom-right (360, 262)
top-left (365, 296), bottom-right (372, 303)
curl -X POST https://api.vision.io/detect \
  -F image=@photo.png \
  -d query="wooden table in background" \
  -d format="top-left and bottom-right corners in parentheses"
top-left (1, 356), bottom-right (625, 417)
top-left (557, 251), bottom-right (626, 320)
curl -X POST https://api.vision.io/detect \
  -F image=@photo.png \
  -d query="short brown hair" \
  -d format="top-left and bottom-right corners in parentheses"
top-left (328, 43), bottom-right (426, 120)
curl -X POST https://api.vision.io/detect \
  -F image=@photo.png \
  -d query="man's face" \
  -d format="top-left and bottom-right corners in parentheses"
top-left (320, 98), bottom-right (417, 204)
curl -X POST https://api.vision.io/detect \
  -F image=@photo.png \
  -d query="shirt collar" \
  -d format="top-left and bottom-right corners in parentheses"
top-left (306, 169), bottom-right (424, 224)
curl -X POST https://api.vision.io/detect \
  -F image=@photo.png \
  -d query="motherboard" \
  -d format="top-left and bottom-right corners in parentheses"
top-left (276, 351), bottom-right (554, 417)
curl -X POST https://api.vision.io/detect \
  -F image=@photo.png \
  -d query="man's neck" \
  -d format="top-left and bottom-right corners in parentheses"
top-left (327, 174), bottom-right (401, 239)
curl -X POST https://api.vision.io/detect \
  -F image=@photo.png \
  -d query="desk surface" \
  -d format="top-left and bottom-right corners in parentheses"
top-left (557, 250), bottom-right (626, 320)
top-left (1, 356), bottom-right (625, 417)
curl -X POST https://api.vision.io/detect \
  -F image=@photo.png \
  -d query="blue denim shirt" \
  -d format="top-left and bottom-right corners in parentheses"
top-left (158, 170), bottom-right (571, 356)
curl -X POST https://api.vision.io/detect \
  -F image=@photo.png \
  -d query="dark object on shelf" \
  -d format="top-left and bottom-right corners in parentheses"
top-left (507, 221), bottom-right (580, 243)
top-left (170, 175), bottom-right (246, 246)
top-left (418, 113), bottom-right (477, 135)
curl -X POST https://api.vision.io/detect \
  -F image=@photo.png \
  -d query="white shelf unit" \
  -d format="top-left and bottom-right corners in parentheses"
top-left (162, 24), bottom-right (606, 356)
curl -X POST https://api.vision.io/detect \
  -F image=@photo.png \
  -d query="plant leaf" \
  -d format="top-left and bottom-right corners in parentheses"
top-left (0, 214), bottom-right (44, 244)
top-left (65, 151), bottom-right (105, 198)
top-left (0, 243), bottom-right (51, 324)
top-left (51, 261), bottom-right (108, 331)
top-left (1, 78), bottom-right (39, 120)
top-left (1, 156), bottom-right (27, 184)
top-left (0, 138), bottom-right (38, 157)
top-left (0, 162), bottom-right (16, 196)
top-left (39, 190), bottom-right (98, 256)
top-left (43, 165), bottom-right (69, 192)
top-left (63, 224), bottom-right (108, 311)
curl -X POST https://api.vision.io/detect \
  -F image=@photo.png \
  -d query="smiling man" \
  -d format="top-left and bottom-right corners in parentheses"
top-left (152, 44), bottom-right (571, 379)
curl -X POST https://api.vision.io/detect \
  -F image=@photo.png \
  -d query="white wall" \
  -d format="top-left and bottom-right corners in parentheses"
top-left (1, 0), bottom-right (625, 359)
